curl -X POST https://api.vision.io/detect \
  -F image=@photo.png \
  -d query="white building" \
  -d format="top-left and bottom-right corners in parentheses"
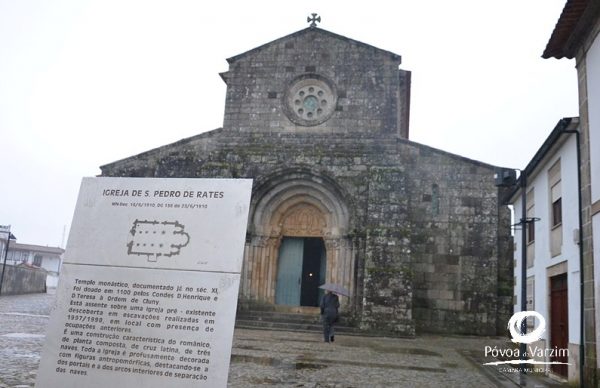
top-left (3, 242), bottom-right (64, 289)
top-left (543, 1), bottom-right (600, 385)
top-left (508, 117), bottom-right (581, 383)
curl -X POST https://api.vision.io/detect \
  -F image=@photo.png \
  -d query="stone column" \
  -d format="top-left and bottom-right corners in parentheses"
top-left (324, 236), bottom-right (353, 309)
top-left (245, 235), bottom-right (280, 303)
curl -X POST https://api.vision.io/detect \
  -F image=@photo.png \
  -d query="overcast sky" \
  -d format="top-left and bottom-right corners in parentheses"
top-left (0, 0), bottom-right (578, 247)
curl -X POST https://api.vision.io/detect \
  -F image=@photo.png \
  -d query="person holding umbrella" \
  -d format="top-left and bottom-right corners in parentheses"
top-left (319, 283), bottom-right (348, 343)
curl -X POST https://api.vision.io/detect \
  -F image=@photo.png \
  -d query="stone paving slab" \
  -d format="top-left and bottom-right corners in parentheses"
top-left (229, 330), bottom-right (497, 388)
top-left (0, 293), bottom-right (51, 388)
top-left (0, 293), bottom-right (567, 388)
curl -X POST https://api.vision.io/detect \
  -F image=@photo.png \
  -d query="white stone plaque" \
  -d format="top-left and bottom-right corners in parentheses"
top-left (36, 177), bottom-right (252, 388)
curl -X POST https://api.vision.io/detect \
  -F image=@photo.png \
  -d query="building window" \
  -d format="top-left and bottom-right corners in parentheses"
top-left (552, 197), bottom-right (562, 227)
top-left (526, 189), bottom-right (535, 243)
top-left (550, 162), bottom-right (562, 229)
top-left (33, 254), bottom-right (42, 267)
top-left (527, 217), bottom-right (535, 243)
top-left (548, 160), bottom-right (562, 257)
top-left (526, 188), bottom-right (535, 268)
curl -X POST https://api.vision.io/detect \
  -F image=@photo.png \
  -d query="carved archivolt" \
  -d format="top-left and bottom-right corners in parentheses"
top-left (280, 204), bottom-right (326, 237)
top-left (241, 171), bottom-right (354, 304)
top-left (250, 171), bottom-right (349, 238)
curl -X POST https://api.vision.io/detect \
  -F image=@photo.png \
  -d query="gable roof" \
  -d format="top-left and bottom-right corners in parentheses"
top-left (506, 117), bottom-right (579, 203)
top-left (543, 0), bottom-right (600, 59)
top-left (100, 128), bottom-right (223, 171)
top-left (226, 26), bottom-right (402, 64)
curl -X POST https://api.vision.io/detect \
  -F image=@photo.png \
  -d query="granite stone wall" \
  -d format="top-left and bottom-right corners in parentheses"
top-left (221, 28), bottom-right (406, 136)
top-left (101, 130), bottom-right (510, 335)
top-left (100, 26), bottom-right (511, 336)
top-left (0, 265), bottom-right (47, 295)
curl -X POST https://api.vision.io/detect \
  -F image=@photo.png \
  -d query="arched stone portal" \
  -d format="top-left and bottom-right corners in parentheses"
top-left (239, 170), bottom-right (353, 309)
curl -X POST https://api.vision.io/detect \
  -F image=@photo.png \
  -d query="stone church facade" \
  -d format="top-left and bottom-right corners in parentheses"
top-left (101, 24), bottom-right (513, 336)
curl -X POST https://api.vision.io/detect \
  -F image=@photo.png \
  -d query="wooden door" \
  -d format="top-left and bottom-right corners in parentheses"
top-left (275, 238), bottom-right (303, 306)
top-left (550, 273), bottom-right (568, 377)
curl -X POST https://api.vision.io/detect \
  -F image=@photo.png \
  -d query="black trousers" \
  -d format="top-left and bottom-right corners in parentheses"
top-left (323, 320), bottom-right (335, 342)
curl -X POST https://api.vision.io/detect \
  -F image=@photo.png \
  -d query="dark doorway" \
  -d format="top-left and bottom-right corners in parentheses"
top-left (300, 238), bottom-right (325, 306)
top-left (550, 273), bottom-right (568, 377)
top-left (275, 237), bottom-right (326, 307)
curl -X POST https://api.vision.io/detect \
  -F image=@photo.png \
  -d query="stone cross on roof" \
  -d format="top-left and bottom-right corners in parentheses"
top-left (307, 13), bottom-right (321, 28)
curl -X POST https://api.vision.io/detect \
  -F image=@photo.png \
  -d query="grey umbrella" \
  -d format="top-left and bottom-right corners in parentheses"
top-left (319, 282), bottom-right (350, 296)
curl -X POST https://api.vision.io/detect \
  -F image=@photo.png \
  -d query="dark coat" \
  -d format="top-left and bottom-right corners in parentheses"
top-left (320, 292), bottom-right (340, 324)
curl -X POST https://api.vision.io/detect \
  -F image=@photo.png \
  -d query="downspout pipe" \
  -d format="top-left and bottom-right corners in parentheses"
top-left (563, 127), bottom-right (584, 387)
top-left (519, 171), bottom-right (527, 385)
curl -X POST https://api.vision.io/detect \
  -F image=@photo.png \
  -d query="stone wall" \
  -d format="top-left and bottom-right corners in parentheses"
top-left (99, 26), bottom-right (511, 336)
top-left (0, 265), bottom-right (47, 295)
top-left (101, 130), bottom-right (511, 336)
top-left (403, 147), bottom-right (512, 335)
top-left (222, 28), bottom-right (408, 137)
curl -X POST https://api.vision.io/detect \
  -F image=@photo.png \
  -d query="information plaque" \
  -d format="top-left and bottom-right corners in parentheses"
top-left (36, 177), bottom-right (252, 388)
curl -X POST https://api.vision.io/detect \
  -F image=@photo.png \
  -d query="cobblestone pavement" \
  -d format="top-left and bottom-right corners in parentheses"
top-left (1, 293), bottom-right (567, 388)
